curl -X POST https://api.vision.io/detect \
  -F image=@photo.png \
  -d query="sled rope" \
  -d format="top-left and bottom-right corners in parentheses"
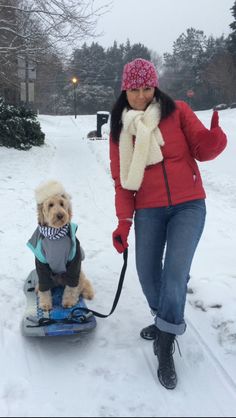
top-left (26, 311), bottom-right (93, 328)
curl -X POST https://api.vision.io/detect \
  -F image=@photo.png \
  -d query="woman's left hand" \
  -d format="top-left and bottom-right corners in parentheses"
top-left (210, 111), bottom-right (219, 129)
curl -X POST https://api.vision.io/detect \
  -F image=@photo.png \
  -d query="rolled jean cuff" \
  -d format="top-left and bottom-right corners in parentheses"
top-left (150, 308), bottom-right (158, 317)
top-left (155, 316), bottom-right (186, 336)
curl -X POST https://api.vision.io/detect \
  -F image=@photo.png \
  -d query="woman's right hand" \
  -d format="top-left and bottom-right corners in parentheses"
top-left (112, 220), bottom-right (132, 253)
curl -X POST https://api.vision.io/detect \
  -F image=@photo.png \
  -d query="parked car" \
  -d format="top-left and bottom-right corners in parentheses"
top-left (213, 103), bottom-right (228, 110)
top-left (230, 102), bottom-right (236, 109)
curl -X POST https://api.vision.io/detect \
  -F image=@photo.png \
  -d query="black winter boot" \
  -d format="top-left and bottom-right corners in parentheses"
top-left (140, 324), bottom-right (159, 340)
top-left (153, 330), bottom-right (177, 390)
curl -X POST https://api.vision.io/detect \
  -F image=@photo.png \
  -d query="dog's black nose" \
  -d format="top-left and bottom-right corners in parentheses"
top-left (57, 213), bottom-right (64, 220)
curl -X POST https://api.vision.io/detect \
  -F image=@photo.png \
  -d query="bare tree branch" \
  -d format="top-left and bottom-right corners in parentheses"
top-left (0, 0), bottom-right (110, 86)
top-left (0, 0), bottom-right (110, 53)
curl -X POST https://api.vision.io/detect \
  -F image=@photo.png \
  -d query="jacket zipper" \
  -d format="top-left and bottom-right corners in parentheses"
top-left (161, 161), bottom-right (172, 206)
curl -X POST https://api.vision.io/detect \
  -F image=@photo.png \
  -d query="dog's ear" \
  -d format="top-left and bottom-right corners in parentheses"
top-left (62, 192), bottom-right (72, 201)
top-left (67, 196), bottom-right (73, 221)
top-left (68, 204), bottom-right (73, 221)
top-left (62, 193), bottom-right (73, 221)
top-left (37, 203), bottom-right (45, 225)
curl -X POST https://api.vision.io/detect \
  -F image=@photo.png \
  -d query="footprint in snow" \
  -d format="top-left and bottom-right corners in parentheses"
top-left (211, 320), bottom-right (236, 352)
top-left (1, 377), bottom-right (30, 401)
top-left (92, 367), bottom-right (116, 383)
top-left (189, 299), bottom-right (222, 312)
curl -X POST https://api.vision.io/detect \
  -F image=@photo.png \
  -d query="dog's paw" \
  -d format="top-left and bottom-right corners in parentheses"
top-left (38, 290), bottom-right (53, 311)
top-left (82, 286), bottom-right (95, 300)
top-left (82, 279), bottom-right (95, 300)
top-left (62, 294), bottom-right (77, 308)
top-left (62, 286), bottom-right (79, 308)
top-left (62, 300), bottom-right (76, 309)
top-left (40, 302), bottom-right (53, 311)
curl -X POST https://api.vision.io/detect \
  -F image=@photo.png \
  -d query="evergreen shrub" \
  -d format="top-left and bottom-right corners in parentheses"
top-left (0, 98), bottom-right (45, 150)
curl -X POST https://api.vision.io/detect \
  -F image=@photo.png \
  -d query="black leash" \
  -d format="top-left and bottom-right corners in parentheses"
top-left (73, 247), bottom-right (128, 319)
top-left (27, 248), bottom-right (128, 327)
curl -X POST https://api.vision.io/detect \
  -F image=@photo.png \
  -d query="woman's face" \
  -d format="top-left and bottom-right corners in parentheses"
top-left (126, 87), bottom-right (155, 111)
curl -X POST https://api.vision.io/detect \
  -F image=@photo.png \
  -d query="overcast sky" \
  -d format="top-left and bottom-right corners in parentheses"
top-left (93, 0), bottom-right (234, 55)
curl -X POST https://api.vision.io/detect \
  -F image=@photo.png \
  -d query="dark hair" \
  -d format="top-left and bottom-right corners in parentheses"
top-left (110, 88), bottom-right (176, 142)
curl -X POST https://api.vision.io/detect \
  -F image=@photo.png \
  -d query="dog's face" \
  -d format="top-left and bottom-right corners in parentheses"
top-left (37, 193), bottom-right (72, 228)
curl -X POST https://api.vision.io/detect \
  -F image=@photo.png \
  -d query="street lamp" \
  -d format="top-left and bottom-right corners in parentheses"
top-left (71, 77), bottom-right (79, 118)
top-left (186, 89), bottom-right (195, 108)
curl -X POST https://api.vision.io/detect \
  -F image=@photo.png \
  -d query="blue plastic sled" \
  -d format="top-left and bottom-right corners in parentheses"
top-left (21, 270), bottom-right (97, 337)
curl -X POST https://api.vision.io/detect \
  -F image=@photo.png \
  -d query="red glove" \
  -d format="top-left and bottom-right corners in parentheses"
top-left (195, 109), bottom-right (226, 161)
top-left (210, 111), bottom-right (219, 129)
top-left (112, 220), bottom-right (132, 253)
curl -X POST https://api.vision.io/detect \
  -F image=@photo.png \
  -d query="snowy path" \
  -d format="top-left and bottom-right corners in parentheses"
top-left (0, 113), bottom-right (236, 417)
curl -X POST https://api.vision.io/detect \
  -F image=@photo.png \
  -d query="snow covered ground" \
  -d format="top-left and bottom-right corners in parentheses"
top-left (0, 108), bottom-right (236, 417)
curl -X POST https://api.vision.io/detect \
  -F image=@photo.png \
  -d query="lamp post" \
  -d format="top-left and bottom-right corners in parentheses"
top-left (71, 77), bottom-right (78, 118)
top-left (186, 89), bottom-right (195, 108)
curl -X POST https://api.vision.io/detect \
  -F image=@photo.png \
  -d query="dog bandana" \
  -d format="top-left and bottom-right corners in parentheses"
top-left (39, 224), bottom-right (69, 240)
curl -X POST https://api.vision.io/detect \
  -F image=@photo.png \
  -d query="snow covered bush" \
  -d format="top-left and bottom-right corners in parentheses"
top-left (0, 98), bottom-right (45, 150)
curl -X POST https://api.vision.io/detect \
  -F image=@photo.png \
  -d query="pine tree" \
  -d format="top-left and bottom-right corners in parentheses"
top-left (228, 1), bottom-right (236, 55)
top-left (162, 28), bottom-right (207, 105)
top-left (35, 52), bottom-right (68, 114)
top-left (0, 98), bottom-right (45, 150)
top-left (105, 42), bottom-right (124, 96)
top-left (123, 41), bottom-right (151, 64)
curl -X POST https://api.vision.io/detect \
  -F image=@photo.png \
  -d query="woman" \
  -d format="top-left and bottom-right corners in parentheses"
top-left (109, 58), bottom-right (227, 390)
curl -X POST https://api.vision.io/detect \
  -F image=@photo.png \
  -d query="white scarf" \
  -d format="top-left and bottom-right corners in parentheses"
top-left (119, 101), bottom-right (164, 191)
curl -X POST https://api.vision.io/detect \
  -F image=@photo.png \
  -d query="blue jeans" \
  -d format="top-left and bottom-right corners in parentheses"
top-left (134, 199), bottom-right (206, 335)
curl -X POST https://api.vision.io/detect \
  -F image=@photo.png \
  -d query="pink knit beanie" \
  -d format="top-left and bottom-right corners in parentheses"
top-left (121, 58), bottom-right (159, 91)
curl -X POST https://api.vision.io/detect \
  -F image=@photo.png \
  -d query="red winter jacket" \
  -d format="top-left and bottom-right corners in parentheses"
top-left (109, 101), bottom-right (227, 220)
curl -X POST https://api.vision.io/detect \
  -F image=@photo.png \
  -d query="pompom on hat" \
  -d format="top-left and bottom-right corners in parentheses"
top-left (35, 180), bottom-right (68, 205)
top-left (121, 58), bottom-right (159, 91)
